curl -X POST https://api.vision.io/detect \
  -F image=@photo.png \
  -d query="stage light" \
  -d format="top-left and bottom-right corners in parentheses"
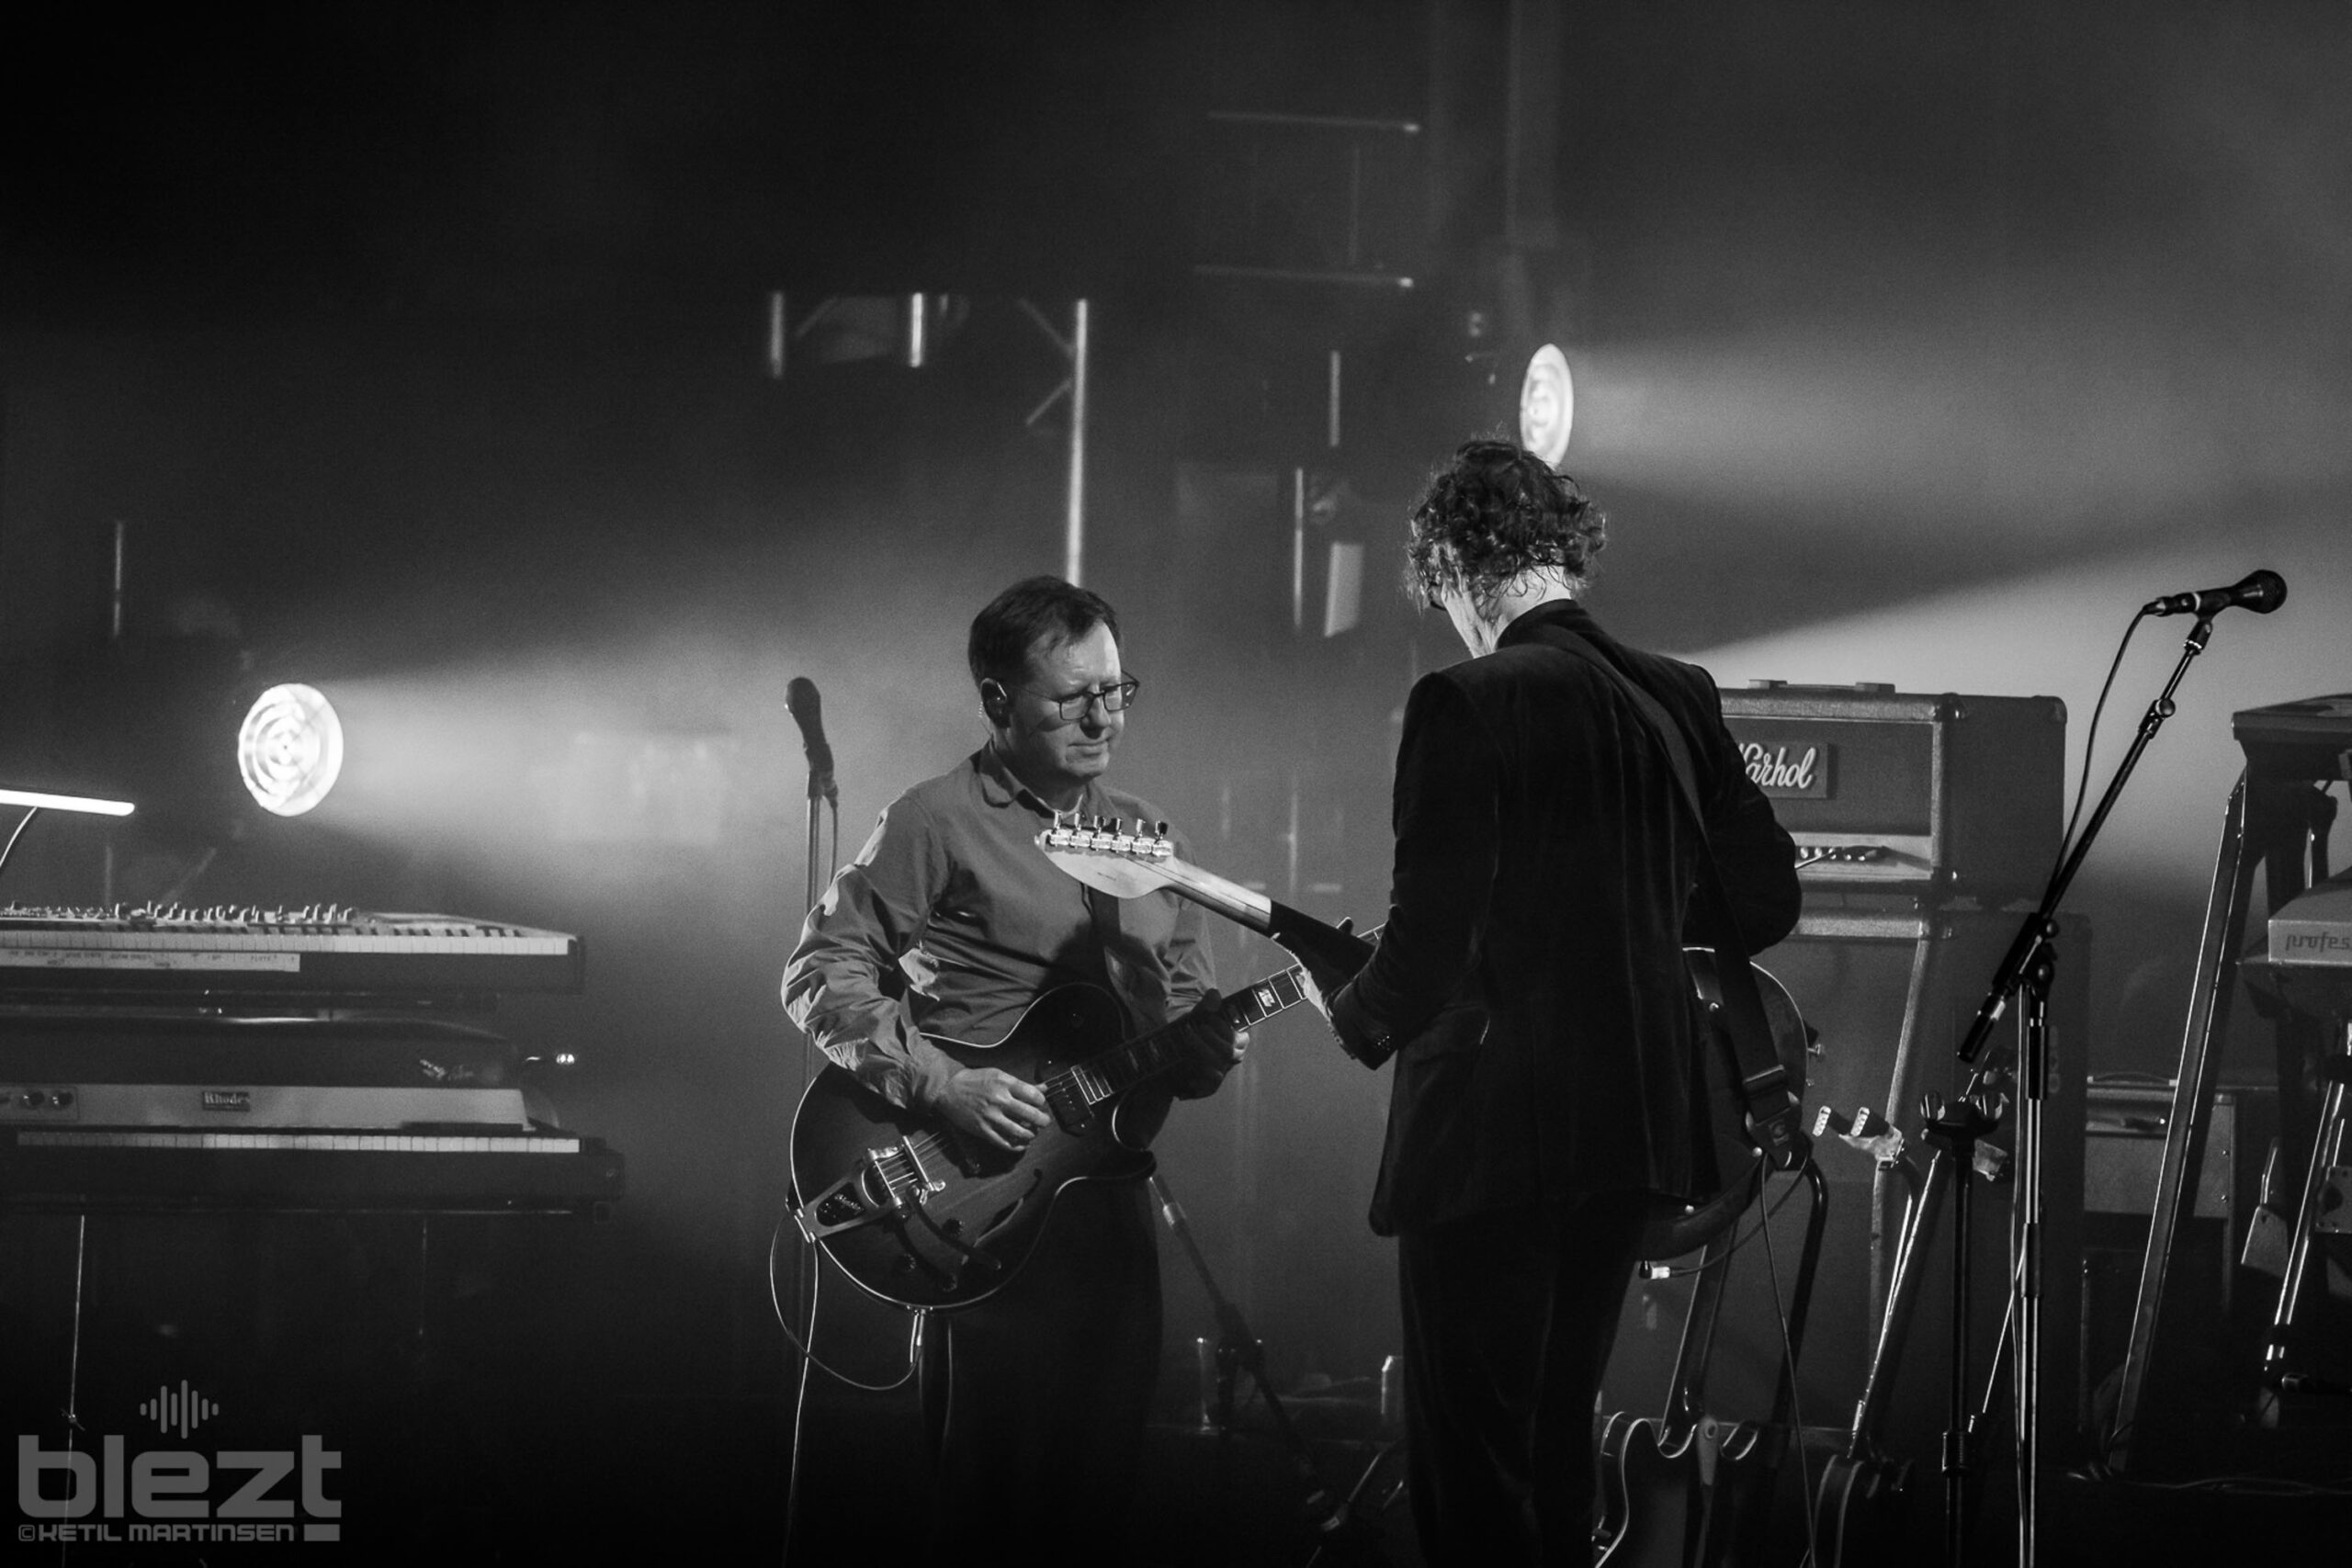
top-left (238, 683), bottom-right (344, 818)
top-left (1518, 343), bottom-right (1574, 468)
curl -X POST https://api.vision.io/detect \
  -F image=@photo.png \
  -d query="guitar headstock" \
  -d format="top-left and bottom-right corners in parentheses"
top-left (1037, 817), bottom-right (1178, 900)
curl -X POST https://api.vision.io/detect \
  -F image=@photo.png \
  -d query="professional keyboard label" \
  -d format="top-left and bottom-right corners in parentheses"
top-left (2269, 877), bottom-right (2352, 966)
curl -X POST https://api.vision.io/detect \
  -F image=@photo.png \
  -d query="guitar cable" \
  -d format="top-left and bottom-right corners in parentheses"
top-left (1755, 1162), bottom-right (1822, 1568)
top-left (2048, 610), bottom-right (2145, 884)
top-left (772, 790), bottom-right (917, 1396)
top-left (1633, 1163), bottom-right (1826, 1565)
top-left (766, 1213), bottom-right (924, 1392)
top-left (1642, 1163), bottom-right (1811, 1280)
top-left (773, 1148), bottom-right (921, 1567)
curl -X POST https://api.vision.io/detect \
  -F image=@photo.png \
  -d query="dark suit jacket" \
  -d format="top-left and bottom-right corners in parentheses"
top-left (1331, 600), bottom-right (1800, 1236)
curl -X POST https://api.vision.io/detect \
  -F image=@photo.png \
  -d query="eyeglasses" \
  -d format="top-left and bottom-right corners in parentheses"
top-left (1034, 675), bottom-right (1140, 721)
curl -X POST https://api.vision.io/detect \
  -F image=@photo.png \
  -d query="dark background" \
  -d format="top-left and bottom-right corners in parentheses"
top-left (3, 2), bottom-right (2348, 1560)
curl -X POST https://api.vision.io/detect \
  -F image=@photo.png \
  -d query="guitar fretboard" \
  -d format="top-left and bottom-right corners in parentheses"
top-left (1058, 964), bottom-right (1313, 1110)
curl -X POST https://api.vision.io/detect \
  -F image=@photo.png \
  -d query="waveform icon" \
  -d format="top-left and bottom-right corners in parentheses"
top-left (140, 1381), bottom-right (220, 1438)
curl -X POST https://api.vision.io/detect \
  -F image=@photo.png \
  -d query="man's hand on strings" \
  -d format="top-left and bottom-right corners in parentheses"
top-left (934, 1066), bottom-right (1051, 1151)
top-left (1168, 990), bottom-right (1247, 1100)
top-left (1294, 918), bottom-right (1367, 1020)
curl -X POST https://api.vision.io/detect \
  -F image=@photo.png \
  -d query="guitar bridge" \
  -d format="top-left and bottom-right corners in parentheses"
top-left (793, 1139), bottom-right (947, 1243)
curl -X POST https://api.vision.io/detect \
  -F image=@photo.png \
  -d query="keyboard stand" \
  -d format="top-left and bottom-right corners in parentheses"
top-left (2110, 694), bottom-right (2349, 1468)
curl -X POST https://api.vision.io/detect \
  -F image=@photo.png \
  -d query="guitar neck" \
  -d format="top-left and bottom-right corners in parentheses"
top-left (1033, 824), bottom-right (1376, 1090)
top-left (1066, 962), bottom-right (1312, 1106)
top-left (1127, 854), bottom-right (1373, 987)
top-left (1144, 858), bottom-right (1277, 935)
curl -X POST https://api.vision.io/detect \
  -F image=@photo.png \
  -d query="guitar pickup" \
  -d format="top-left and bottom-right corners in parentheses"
top-left (1045, 1078), bottom-right (1095, 1135)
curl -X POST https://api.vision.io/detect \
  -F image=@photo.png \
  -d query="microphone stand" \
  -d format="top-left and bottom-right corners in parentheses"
top-left (782, 705), bottom-right (837, 1568)
top-left (1951, 611), bottom-right (2218, 1568)
top-left (792, 719), bottom-right (839, 1327)
top-left (794, 724), bottom-right (838, 1325)
top-left (1148, 1173), bottom-right (1358, 1558)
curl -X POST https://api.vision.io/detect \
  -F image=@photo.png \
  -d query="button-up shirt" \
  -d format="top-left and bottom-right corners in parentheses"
top-left (783, 743), bottom-right (1216, 1111)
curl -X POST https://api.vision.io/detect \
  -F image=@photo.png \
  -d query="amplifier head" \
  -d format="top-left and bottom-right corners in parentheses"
top-left (1721, 682), bottom-right (2065, 900)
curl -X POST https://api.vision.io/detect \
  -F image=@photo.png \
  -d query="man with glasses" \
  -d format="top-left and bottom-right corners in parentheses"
top-left (784, 574), bottom-right (1242, 1561)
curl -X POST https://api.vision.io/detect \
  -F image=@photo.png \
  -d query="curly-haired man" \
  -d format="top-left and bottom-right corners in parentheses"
top-left (1306, 439), bottom-right (1801, 1564)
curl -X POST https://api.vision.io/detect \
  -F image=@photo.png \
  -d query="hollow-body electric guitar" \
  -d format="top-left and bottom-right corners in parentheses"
top-left (790, 958), bottom-right (1317, 1312)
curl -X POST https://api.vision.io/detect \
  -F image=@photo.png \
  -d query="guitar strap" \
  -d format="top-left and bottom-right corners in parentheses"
top-left (1522, 622), bottom-right (1810, 1170)
top-left (1075, 847), bottom-right (1158, 1039)
top-left (1080, 881), bottom-right (1136, 1024)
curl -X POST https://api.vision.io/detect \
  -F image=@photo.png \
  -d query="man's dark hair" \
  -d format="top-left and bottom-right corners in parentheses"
top-left (967, 576), bottom-right (1122, 689)
top-left (1407, 438), bottom-right (1608, 616)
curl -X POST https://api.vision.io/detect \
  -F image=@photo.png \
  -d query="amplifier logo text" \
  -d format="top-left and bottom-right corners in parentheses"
top-left (1741, 742), bottom-right (1830, 798)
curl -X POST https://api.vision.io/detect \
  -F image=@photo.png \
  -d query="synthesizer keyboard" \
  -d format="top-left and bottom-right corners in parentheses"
top-left (0, 1009), bottom-right (531, 1131)
top-left (0, 905), bottom-right (582, 1002)
top-left (0, 1126), bottom-right (624, 1214)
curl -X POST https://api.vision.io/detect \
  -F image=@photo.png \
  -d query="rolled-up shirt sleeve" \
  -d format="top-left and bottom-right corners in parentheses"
top-left (782, 797), bottom-right (963, 1112)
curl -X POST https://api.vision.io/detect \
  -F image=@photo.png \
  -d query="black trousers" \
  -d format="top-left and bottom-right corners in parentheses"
top-left (1396, 1191), bottom-right (1651, 1567)
top-left (921, 1179), bottom-right (1160, 1566)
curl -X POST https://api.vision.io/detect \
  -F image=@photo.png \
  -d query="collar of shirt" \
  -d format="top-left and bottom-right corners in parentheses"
top-left (1496, 596), bottom-right (1604, 649)
top-left (975, 739), bottom-right (1110, 820)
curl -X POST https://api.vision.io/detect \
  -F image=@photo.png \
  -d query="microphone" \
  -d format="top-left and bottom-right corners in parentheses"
top-left (786, 677), bottom-right (838, 805)
top-left (2141, 569), bottom-right (2287, 619)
